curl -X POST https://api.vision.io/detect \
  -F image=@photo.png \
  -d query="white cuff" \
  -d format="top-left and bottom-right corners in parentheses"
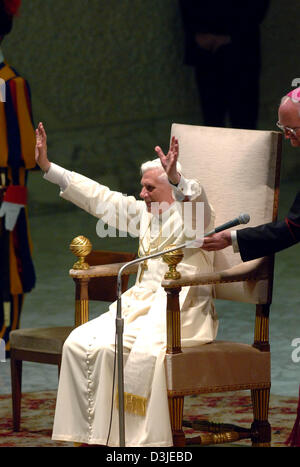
top-left (171, 174), bottom-right (196, 201)
top-left (231, 230), bottom-right (240, 253)
top-left (43, 162), bottom-right (72, 191)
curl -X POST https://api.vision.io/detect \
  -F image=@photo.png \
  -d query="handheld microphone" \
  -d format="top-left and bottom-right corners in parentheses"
top-left (212, 213), bottom-right (250, 234)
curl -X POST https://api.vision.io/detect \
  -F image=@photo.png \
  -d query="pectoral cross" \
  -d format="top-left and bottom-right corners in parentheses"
top-left (138, 260), bottom-right (148, 282)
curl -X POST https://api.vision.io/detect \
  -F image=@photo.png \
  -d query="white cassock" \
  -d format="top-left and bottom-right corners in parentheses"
top-left (45, 164), bottom-right (218, 447)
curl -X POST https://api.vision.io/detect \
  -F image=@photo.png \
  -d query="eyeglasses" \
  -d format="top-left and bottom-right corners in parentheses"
top-left (276, 121), bottom-right (300, 137)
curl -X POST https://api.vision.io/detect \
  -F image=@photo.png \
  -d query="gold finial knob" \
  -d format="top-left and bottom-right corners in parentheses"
top-left (69, 235), bottom-right (92, 270)
top-left (162, 245), bottom-right (184, 280)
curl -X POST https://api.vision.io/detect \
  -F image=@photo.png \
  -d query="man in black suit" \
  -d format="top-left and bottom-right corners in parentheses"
top-left (202, 87), bottom-right (300, 261)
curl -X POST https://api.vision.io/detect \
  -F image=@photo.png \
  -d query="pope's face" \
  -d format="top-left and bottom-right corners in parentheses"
top-left (140, 168), bottom-right (174, 214)
top-left (278, 100), bottom-right (300, 147)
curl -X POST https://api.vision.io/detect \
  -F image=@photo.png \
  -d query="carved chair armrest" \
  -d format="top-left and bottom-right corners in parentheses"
top-left (162, 257), bottom-right (272, 354)
top-left (161, 257), bottom-right (270, 289)
top-left (69, 262), bottom-right (139, 279)
top-left (69, 262), bottom-right (138, 327)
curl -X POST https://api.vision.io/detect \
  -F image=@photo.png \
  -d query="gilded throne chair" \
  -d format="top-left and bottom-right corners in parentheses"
top-left (66, 123), bottom-right (282, 447)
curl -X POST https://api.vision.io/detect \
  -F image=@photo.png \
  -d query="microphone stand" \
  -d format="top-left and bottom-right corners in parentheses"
top-left (115, 214), bottom-right (250, 446)
top-left (116, 236), bottom-right (213, 446)
top-left (115, 242), bottom-right (193, 446)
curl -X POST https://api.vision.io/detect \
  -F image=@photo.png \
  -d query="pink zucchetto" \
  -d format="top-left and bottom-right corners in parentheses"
top-left (287, 87), bottom-right (300, 103)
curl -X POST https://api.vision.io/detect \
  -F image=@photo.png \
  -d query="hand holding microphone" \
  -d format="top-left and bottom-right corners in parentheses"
top-left (200, 213), bottom-right (250, 251)
top-left (118, 213), bottom-right (250, 282)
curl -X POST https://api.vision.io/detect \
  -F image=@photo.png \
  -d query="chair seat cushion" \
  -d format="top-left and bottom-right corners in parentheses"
top-left (165, 340), bottom-right (270, 395)
top-left (10, 327), bottom-right (74, 355)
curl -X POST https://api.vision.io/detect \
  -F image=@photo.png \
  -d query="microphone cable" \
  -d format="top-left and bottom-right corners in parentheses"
top-left (106, 332), bottom-right (118, 446)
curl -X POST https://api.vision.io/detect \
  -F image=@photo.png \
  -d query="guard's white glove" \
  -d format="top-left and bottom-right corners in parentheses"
top-left (0, 185), bottom-right (27, 231)
top-left (0, 202), bottom-right (24, 230)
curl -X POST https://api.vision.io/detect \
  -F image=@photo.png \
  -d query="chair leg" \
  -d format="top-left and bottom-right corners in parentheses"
top-left (168, 395), bottom-right (185, 447)
top-left (10, 354), bottom-right (22, 432)
top-left (251, 388), bottom-right (271, 447)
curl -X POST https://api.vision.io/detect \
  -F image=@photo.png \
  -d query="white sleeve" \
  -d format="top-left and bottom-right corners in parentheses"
top-left (43, 163), bottom-right (72, 192)
top-left (170, 174), bottom-right (215, 232)
top-left (231, 230), bottom-right (240, 253)
top-left (171, 174), bottom-right (200, 201)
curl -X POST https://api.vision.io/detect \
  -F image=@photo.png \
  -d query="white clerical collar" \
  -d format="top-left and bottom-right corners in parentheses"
top-left (0, 47), bottom-right (4, 63)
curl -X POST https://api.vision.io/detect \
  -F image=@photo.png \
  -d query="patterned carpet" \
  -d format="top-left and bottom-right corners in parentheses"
top-left (0, 390), bottom-right (298, 447)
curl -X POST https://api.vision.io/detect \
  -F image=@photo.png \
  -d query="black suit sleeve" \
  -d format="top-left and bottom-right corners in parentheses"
top-left (237, 192), bottom-right (300, 262)
top-left (237, 221), bottom-right (298, 262)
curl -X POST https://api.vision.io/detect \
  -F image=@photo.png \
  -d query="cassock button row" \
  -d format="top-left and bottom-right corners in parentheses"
top-left (86, 346), bottom-right (94, 439)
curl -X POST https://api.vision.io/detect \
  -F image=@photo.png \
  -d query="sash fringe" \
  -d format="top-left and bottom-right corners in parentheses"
top-left (124, 392), bottom-right (147, 416)
top-left (116, 391), bottom-right (147, 417)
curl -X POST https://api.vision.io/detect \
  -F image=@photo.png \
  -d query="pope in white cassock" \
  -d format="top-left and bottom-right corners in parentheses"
top-left (35, 123), bottom-right (218, 447)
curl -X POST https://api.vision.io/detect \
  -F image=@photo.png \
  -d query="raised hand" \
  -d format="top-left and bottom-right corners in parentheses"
top-left (35, 122), bottom-right (50, 172)
top-left (155, 136), bottom-right (180, 185)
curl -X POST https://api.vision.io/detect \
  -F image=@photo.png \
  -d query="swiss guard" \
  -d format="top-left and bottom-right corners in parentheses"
top-left (0, 0), bottom-right (36, 358)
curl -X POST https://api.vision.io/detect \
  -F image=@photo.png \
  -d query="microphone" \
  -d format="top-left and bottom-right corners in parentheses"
top-left (210, 213), bottom-right (250, 234)
top-left (114, 213), bottom-right (250, 446)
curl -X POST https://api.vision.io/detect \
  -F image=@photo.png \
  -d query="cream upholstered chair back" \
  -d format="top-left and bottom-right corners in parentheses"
top-left (171, 123), bottom-right (282, 304)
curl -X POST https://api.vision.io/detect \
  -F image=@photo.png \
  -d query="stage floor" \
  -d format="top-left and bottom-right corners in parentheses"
top-left (0, 390), bottom-right (298, 447)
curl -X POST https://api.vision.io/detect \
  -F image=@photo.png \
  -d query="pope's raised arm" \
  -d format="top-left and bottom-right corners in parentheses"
top-left (154, 137), bottom-right (214, 231)
top-left (35, 122), bottom-right (144, 234)
top-left (35, 122), bottom-right (51, 173)
top-left (155, 136), bottom-right (181, 186)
